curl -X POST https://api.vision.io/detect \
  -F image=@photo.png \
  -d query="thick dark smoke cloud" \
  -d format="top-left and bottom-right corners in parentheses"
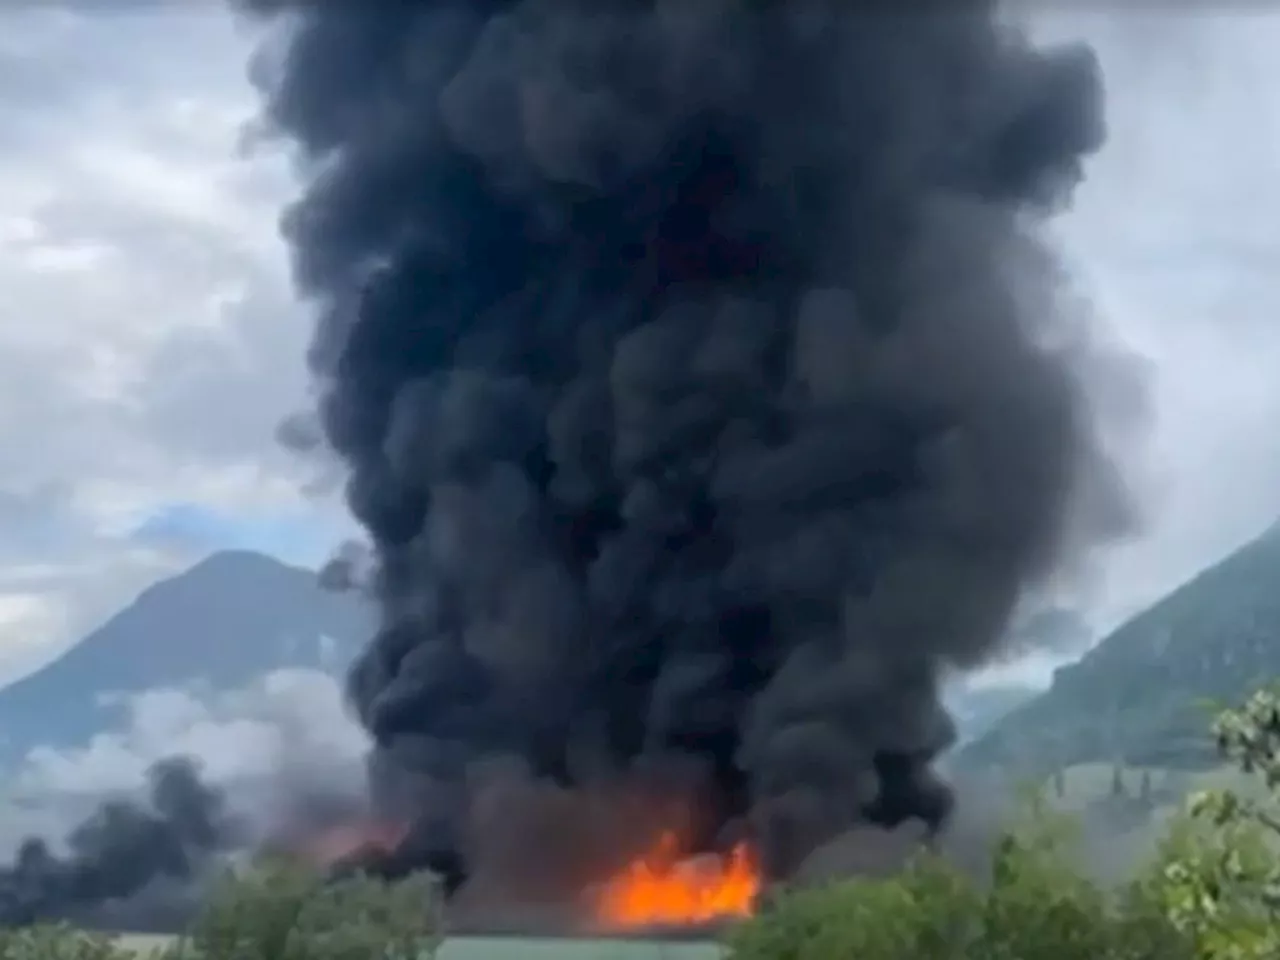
top-left (0, 757), bottom-right (238, 930)
top-left (239, 0), bottom-right (1128, 897)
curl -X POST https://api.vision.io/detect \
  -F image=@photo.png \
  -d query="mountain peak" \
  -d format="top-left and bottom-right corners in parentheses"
top-left (188, 548), bottom-right (301, 573)
top-left (0, 551), bottom-right (372, 768)
top-left (168, 549), bottom-right (314, 590)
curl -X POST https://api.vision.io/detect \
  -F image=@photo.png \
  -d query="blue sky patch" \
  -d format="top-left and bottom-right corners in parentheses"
top-left (130, 501), bottom-right (338, 568)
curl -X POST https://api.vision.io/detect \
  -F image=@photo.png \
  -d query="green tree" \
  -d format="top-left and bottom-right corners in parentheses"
top-left (0, 861), bottom-right (442, 960)
top-left (167, 858), bottom-right (441, 960)
top-left (727, 796), bottom-right (1190, 960)
top-left (1138, 684), bottom-right (1280, 958)
top-left (725, 854), bottom-right (981, 960)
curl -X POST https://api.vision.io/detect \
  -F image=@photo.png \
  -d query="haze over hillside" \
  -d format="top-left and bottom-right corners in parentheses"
top-left (7, 520), bottom-right (1278, 808)
top-left (959, 522), bottom-right (1280, 775)
top-left (0, 546), bottom-right (1087, 778)
top-left (0, 550), bottom-right (371, 770)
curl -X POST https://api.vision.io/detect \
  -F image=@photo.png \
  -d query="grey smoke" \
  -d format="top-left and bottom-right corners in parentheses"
top-left (1006, 605), bottom-right (1093, 659)
top-left (318, 538), bottom-right (374, 594)
top-left (0, 757), bottom-right (238, 929)
top-left (238, 0), bottom-right (1131, 899)
top-left (275, 410), bottom-right (324, 454)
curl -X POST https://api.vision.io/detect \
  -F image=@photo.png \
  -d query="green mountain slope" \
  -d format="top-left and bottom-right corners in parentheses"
top-left (957, 523), bottom-right (1280, 774)
top-left (0, 550), bottom-right (371, 768)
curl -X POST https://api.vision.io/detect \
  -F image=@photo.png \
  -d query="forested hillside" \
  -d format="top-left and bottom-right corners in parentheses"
top-left (959, 523), bottom-right (1280, 773)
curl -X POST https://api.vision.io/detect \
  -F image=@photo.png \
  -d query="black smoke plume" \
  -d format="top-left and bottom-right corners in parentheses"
top-left (0, 757), bottom-right (238, 930)
top-left (240, 0), bottom-right (1127, 900)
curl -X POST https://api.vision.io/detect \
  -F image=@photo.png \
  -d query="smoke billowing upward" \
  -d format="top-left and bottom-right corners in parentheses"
top-left (241, 0), bottom-right (1127, 897)
top-left (0, 757), bottom-right (239, 929)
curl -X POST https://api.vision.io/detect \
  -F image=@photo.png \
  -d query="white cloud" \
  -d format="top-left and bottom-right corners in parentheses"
top-left (1035, 11), bottom-right (1280, 634)
top-left (953, 10), bottom-right (1280, 696)
top-left (0, 6), bottom-right (353, 683)
top-left (0, 593), bottom-right (67, 674)
top-left (0, 666), bottom-right (368, 857)
top-left (14, 667), bottom-right (366, 797)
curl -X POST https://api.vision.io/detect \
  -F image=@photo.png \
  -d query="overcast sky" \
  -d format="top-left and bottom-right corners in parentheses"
top-left (1, 6), bottom-right (1280, 793)
top-left (0, 5), bottom-right (353, 690)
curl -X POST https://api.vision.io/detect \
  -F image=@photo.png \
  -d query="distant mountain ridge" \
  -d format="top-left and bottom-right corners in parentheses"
top-left (946, 682), bottom-right (1040, 746)
top-left (958, 523), bottom-right (1280, 774)
top-left (0, 550), bottom-right (372, 768)
top-left (14, 520), bottom-right (1279, 788)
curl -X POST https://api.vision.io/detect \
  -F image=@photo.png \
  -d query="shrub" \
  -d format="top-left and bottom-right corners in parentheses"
top-left (164, 859), bottom-right (441, 960)
top-left (726, 853), bottom-right (980, 960)
top-left (0, 859), bottom-right (444, 960)
top-left (1130, 684), bottom-right (1280, 959)
top-left (0, 923), bottom-right (136, 960)
top-left (727, 801), bottom-right (1194, 960)
top-left (728, 684), bottom-right (1280, 960)
top-left (1129, 814), bottom-right (1275, 959)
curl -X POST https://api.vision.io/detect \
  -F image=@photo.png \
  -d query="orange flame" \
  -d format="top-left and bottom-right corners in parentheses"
top-left (593, 832), bottom-right (761, 929)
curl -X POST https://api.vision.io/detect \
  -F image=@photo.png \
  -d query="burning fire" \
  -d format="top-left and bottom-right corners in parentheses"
top-left (593, 832), bottom-right (762, 930)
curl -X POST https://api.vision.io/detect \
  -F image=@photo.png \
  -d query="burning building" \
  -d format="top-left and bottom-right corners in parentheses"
top-left (236, 0), bottom-right (1128, 934)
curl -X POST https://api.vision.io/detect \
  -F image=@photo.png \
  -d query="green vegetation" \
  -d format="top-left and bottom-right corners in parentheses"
top-left (10, 682), bottom-right (1280, 960)
top-left (730, 681), bottom-right (1280, 959)
top-left (959, 524), bottom-right (1280, 774)
top-left (0, 867), bottom-right (439, 960)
